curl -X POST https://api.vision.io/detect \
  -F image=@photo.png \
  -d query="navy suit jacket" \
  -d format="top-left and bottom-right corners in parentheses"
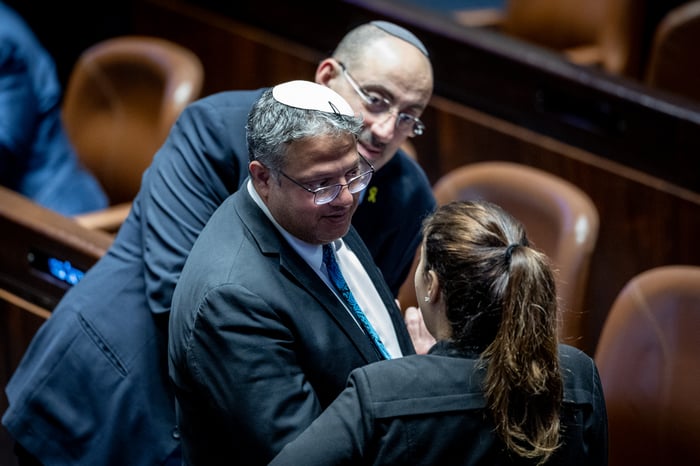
top-left (169, 188), bottom-right (416, 465)
top-left (3, 88), bottom-right (432, 464)
top-left (271, 343), bottom-right (608, 466)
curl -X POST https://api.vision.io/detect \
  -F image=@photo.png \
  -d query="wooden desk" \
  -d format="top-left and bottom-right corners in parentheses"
top-left (0, 187), bottom-right (113, 466)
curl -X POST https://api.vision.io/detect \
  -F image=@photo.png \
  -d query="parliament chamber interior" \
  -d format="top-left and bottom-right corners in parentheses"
top-left (2, 1), bottom-right (699, 464)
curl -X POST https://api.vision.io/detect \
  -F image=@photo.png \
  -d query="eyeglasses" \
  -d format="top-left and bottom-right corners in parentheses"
top-left (338, 62), bottom-right (425, 137)
top-left (279, 154), bottom-right (375, 205)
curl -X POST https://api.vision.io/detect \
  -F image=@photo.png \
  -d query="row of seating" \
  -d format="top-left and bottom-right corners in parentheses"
top-left (452, 0), bottom-right (643, 77)
top-left (452, 0), bottom-right (700, 105)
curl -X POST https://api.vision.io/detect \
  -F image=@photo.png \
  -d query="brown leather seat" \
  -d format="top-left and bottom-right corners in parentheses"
top-left (63, 35), bottom-right (204, 231)
top-left (644, 1), bottom-right (700, 104)
top-left (594, 265), bottom-right (700, 466)
top-left (452, 0), bottom-right (646, 78)
top-left (399, 161), bottom-right (599, 350)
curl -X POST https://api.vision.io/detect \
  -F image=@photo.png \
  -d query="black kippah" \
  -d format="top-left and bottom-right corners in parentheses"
top-left (370, 20), bottom-right (429, 57)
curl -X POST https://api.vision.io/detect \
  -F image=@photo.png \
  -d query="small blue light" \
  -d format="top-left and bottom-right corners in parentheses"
top-left (47, 257), bottom-right (85, 285)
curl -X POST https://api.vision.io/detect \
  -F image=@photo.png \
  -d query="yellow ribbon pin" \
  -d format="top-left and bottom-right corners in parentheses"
top-left (367, 186), bottom-right (378, 203)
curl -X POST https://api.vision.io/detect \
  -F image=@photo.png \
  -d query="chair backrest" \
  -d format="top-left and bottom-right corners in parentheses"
top-left (62, 35), bottom-right (204, 206)
top-left (501, 0), bottom-right (606, 49)
top-left (499, 0), bottom-right (645, 77)
top-left (399, 161), bottom-right (599, 349)
top-left (644, 1), bottom-right (700, 104)
top-left (594, 265), bottom-right (700, 466)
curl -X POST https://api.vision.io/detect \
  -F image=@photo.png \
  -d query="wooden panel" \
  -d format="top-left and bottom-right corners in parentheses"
top-left (133, 0), bottom-right (322, 97)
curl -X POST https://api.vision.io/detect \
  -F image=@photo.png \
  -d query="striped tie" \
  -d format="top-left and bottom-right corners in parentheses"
top-left (323, 244), bottom-right (391, 360)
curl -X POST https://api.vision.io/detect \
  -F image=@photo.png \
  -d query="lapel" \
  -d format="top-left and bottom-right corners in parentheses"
top-left (232, 189), bottom-right (393, 363)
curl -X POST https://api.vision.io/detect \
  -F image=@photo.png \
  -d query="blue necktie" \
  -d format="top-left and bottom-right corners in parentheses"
top-left (323, 244), bottom-right (391, 360)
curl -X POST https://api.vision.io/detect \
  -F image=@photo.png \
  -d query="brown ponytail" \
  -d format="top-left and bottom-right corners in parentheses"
top-left (421, 200), bottom-right (563, 464)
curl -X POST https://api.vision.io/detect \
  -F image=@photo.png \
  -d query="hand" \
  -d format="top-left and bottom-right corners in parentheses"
top-left (404, 306), bottom-right (436, 355)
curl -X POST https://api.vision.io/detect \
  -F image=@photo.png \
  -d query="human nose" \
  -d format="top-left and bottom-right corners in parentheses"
top-left (370, 111), bottom-right (399, 141)
top-left (330, 182), bottom-right (356, 206)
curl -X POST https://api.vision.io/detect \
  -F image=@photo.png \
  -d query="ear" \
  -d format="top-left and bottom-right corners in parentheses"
top-left (315, 58), bottom-right (338, 87)
top-left (249, 160), bottom-right (273, 200)
top-left (427, 270), bottom-right (441, 303)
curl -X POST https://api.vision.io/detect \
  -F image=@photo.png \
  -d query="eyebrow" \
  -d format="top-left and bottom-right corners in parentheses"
top-left (361, 82), bottom-right (426, 114)
top-left (293, 157), bottom-right (361, 181)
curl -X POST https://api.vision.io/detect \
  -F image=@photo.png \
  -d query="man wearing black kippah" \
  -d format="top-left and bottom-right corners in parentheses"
top-left (3, 21), bottom-right (435, 465)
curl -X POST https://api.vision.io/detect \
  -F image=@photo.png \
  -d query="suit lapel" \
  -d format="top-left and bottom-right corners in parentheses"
top-left (233, 190), bottom-right (382, 363)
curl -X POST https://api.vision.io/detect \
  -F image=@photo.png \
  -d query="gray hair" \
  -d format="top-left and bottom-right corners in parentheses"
top-left (246, 88), bottom-right (363, 171)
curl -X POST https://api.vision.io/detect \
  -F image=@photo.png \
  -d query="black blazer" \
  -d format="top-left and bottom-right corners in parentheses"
top-left (169, 188), bottom-right (416, 465)
top-left (270, 343), bottom-right (608, 466)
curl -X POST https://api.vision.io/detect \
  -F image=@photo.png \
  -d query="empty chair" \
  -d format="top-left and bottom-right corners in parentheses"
top-left (452, 0), bottom-right (647, 78)
top-left (644, 1), bottom-right (700, 105)
top-left (63, 35), bottom-right (204, 231)
top-left (594, 265), bottom-right (700, 466)
top-left (399, 161), bottom-right (599, 350)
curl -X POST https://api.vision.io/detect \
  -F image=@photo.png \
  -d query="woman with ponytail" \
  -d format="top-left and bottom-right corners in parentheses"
top-left (270, 200), bottom-right (608, 465)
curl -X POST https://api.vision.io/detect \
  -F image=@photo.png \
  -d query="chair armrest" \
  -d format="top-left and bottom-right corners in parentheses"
top-left (73, 202), bottom-right (132, 234)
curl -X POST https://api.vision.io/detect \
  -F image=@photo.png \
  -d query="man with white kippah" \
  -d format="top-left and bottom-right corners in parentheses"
top-left (167, 80), bottom-right (415, 464)
top-left (3, 21), bottom-right (435, 466)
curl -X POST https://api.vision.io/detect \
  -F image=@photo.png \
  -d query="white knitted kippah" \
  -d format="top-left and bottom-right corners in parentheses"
top-left (272, 80), bottom-right (354, 116)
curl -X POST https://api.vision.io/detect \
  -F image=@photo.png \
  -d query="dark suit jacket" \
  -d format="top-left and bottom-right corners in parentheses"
top-left (169, 188), bottom-right (416, 465)
top-left (2, 88), bottom-right (431, 464)
top-left (270, 343), bottom-right (608, 466)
